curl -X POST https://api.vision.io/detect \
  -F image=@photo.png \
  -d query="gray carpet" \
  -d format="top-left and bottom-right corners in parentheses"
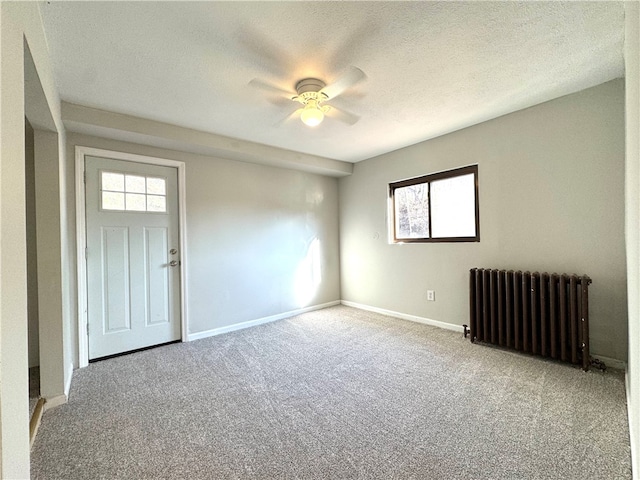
top-left (31, 306), bottom-right (631, 479)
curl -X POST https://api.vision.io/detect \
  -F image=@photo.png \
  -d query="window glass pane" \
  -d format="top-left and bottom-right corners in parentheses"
top-left (146, 195), bottom-right (166, 212)
top-left (125, 175), bottom-right (146, 194)
top-left (102, 191), bottom-right (125, 210)
top-left (395, 183), bottom-right (429, 238)
top-left (102, 172), bottom-right (124, 192)
top-left (430, 173), bottom-right (476, 238)
top-left (100, 170), bottom-right (172, 214)
top-left (146, 177), bottom-right (166, 195)
top-left (125, 193), bottom-right (146, 211)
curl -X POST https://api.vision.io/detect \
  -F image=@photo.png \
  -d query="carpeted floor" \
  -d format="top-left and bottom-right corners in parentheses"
top-left (31, 306), bottom-right (632, 479)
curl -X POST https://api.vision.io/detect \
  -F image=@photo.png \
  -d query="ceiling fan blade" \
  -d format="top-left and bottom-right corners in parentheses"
top-left (268, 96), bottom-right (296, 108)
top-left (236, 26), bottom-right (296, 77)
top-left (248, 79), bottom-right (295, 99)
top-left (328, 23), bottom-right (380, 73)
top-left (326, 105), bottom-right (360, 125)
top-left (274, 108), bottom-right (303, 127)
top-left (320, 66), bottom-right (366, 100)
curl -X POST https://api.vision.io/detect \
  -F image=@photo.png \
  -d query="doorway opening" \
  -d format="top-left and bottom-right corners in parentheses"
top-left (25, 118), bottom-right (41, 423)
top-left (75, 147), bottom-right (189, 367)
top-left (24, 40), bottom-right (64, 445)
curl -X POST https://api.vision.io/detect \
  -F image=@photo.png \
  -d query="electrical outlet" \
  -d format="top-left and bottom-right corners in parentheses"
top-left (427, 290), bottom-right (435, 301)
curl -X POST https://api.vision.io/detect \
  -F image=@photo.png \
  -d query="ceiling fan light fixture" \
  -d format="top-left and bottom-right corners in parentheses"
top-left (300, 101), bottom-right (325, 127)
top-left (251, 68), bottom-right (364, 128)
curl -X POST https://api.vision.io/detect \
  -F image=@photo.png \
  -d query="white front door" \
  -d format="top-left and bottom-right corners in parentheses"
top-left (85, 155), bottom-right (181, 359)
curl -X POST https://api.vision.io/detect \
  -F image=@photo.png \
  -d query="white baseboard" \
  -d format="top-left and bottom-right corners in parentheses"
top-left (340, 300), bottom-right (464, 333)
top-left (186, 300), bottom-right (341, 342)
top-left (64, 361), bottom-right (73, 398)
top-left (44, 394), bottom-right (67, 411)
top-left (44, 362), bottom-right (73, 411)
top-left (592, 354), bottom-right (627, 371)
top-left (340, 302), bottom-right (628, 369)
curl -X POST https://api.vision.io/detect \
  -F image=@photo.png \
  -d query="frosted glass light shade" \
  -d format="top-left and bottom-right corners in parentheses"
top-left (300, 104), bottom-right (324, 126)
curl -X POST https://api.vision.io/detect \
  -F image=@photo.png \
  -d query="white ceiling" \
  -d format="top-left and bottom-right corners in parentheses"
top-left (40, 1), bottom-right (624, 163)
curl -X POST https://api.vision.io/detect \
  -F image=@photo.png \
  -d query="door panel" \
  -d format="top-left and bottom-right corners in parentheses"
top-left (144, 227), bottom-right (170, 326)
top-left (101, 226), bottom-right (131, 333)
top-left (85, 156), bottom-right (181, 359)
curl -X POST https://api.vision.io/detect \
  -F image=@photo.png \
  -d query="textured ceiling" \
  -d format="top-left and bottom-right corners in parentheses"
top-left (41, 1), bottom-right (624, 163)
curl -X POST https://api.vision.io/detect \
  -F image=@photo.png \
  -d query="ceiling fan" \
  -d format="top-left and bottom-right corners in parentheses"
top-left (249, 66), bottom-right (366, 127)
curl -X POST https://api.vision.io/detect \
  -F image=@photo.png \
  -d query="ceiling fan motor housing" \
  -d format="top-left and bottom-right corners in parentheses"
top-left (293, 78), bottom-right (329, 105)
top-left (295, 78), bottom-right (325, 95)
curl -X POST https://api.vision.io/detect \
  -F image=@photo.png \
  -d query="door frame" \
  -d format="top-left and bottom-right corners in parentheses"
top-left (75, 146), bottom-right (189, 368)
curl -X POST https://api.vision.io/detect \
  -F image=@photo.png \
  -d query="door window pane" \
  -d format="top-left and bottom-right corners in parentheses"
top-left (125, 193), bottom-right (146, 211)
top-left (125, 175), bottom-right (146, 194)
top-left (146, 177), bottom-right (166, 195)
top-left (147, 195), bottom-right (166, 212)
top-left (102, 191), bottom-right (125, 210)
top-left (100, 170), bottom-right (167, 213)
top-left (102, 172), bottom-right (125, 192)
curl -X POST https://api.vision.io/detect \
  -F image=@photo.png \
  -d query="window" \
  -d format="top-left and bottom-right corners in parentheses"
top-left (100, 171), bottom-right (167, 213)
top-left (389, 164), bottom-right (479, 243)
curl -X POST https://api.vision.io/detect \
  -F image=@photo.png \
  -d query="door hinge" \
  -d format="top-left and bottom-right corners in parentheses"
top-left (86, 322), bottom-right (89, 335)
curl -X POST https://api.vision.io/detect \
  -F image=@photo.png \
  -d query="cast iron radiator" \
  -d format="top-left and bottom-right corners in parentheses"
top-left (466, 268), bottom-right (595, 371)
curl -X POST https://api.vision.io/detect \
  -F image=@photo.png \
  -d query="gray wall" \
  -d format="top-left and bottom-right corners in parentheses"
top-left (66, 133), bottom-right (340, 361)
top-left (185, 154), bottom-right (340, 333)
top-left (339, 79), bottom-right (627, 362)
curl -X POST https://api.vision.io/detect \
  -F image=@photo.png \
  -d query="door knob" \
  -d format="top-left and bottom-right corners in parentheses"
top-left (169, 260), bottom-right (179, 267)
